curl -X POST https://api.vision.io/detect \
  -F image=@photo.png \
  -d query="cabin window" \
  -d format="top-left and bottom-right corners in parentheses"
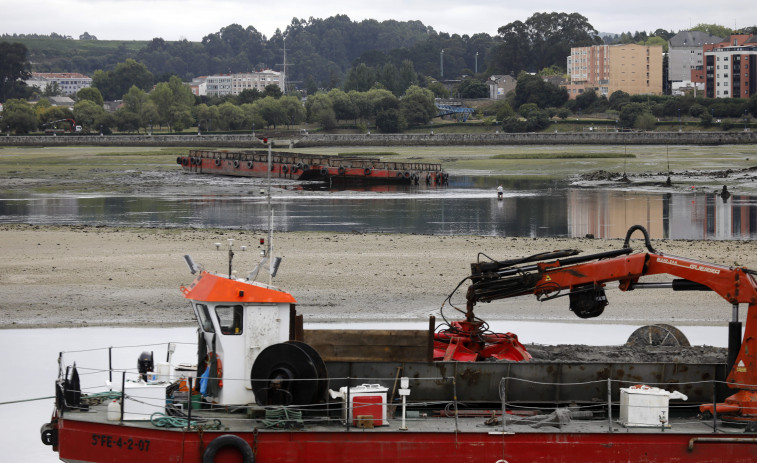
top-left (196, 304), bottom-right (215, 333)
top-left (215, 305), bottom-right (244, 335)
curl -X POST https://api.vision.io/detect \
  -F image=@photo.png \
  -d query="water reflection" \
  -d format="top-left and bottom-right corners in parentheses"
top-left (1, 179), bottom-right (756, 239)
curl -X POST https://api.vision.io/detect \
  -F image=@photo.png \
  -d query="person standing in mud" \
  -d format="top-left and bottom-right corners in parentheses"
top-left (497, 184), bottom-right (503, 200)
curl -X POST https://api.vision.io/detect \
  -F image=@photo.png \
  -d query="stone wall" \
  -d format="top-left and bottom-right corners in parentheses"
top-left (1, 131), bottom-right (755, 148)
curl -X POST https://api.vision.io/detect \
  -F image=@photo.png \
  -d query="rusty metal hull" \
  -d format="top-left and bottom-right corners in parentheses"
top-left (177, 150), bottom-right (447, 184)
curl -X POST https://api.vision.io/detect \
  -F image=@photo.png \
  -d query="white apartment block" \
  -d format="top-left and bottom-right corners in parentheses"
top-left (26, 73), bottom-right (92, 95)
top-left (193, 70), bottom-right (282, 97)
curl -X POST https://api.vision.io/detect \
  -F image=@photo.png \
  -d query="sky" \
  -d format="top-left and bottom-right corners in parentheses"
top-left (3, 0), bottom-right (755, 41)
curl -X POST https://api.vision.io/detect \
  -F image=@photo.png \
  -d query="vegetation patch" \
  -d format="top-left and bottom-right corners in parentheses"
top-left (491, 153), bottom-right (635, 160)
top-left (337, 152), bottom-right (399, 157)
top-left (94, 149), bottom-right (188, 157)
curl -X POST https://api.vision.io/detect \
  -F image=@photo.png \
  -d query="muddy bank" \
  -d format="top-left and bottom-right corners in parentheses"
top-left (1, 224), bottom-right (753, 332)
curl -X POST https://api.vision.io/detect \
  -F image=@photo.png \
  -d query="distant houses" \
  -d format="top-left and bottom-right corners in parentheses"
top-left (25, 72), bottom-right (92, 96)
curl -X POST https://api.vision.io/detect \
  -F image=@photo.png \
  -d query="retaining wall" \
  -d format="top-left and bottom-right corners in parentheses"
top-left (0, 131), bottom-right (755, 148)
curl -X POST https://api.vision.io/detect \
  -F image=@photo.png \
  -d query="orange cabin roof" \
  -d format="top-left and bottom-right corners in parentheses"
top-left (181, 271), bottom-right (296, 304)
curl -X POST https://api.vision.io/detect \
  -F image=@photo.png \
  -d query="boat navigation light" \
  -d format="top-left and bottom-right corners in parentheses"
top-left (184, 254), bottom-right (199, 274)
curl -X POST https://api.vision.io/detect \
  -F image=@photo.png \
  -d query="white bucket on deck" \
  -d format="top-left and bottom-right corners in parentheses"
top-left (107, 400), bottom-right (121, 421)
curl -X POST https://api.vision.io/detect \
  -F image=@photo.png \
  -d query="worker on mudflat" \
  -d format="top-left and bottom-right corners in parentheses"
top-left (497, 185), bottom-right (503, 200)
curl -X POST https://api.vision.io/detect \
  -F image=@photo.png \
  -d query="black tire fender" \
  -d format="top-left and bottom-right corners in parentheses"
top-left (320, 167), bottom-right (328, 175)
top-left (247, 161), bottom-right (253, 169)
top-left (202, 434), bottom-right (254, 463)
top-left (364, 168), bottom-right (372, 176)
top-left (233, 160), bottom-right (240, 168)
top-left (214, 159), bottom-right (221, 166)
top-left (338, 166), bottom-right (346, 175)
top-left (176, 156), bottom-right (182, 164)
top-left (282, 165), bottom-right (289, 174)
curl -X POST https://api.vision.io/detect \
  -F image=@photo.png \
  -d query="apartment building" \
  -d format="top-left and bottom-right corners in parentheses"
top-left (667, 31), bottom-right (723, 95)
top-left (565, 44), bottom-right (663, 99)
top-left (702, 35), bottom-right (757, 99)
top-left (25, 72), bottom-right (92, 95)
top-left (192, 70), bottom-right (282, 97)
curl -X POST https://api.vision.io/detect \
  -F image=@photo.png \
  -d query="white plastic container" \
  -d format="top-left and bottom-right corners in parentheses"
top-left (338, 384), bottom-right (388, 426)
top-left (113, 382), bottom-right (167, 421)
top-left (619, 385), bottom-right (688, 428)
top-left (155, 362), bottom-right (171, 382)
top-left (106, 400), bottom-right (121, 421)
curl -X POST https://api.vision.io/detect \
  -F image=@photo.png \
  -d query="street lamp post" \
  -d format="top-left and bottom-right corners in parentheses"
top-left (149, 120), bottom-right (152, 136)
top-left (745, 109), bottom-right (749, 132)
top-left (475, 52), bottom-right (479, 74)
top-left (440, 50), bottom-right (444, 78)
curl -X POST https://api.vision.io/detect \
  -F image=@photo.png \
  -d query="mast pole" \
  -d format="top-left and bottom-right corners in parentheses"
top-left (267, 140), bottom-right (273, 286)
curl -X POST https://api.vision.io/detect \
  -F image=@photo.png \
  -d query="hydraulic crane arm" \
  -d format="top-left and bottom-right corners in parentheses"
top-left (463, 225), bottom-right (757, 419)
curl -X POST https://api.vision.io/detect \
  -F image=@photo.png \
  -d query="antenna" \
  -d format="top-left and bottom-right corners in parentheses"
top-left (184, 254), bottom-right (199, 274)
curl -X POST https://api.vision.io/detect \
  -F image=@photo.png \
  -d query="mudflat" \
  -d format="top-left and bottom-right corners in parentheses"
top-left (1, 223), bottom-right (753, 329)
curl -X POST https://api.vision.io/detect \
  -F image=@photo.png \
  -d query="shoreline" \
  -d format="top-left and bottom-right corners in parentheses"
top-left (2, 223), bottom-right (753, 330)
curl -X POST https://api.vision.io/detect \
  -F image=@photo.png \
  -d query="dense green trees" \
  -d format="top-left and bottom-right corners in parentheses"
top-left (76, 87), bottom-right (104, 107)
top-left (491, 12), bottom-right (601, 75)
top-left (0, 42), bottom-right (32, 101)
top-left (1, 99), bottom-right (37, 133)
top-left (511, 72), bottom-right (568, 109)
top-left (399, 86), bottom-right (436, 126)
top-left (148, 75), bottom-right (195, 131)
top-left (92, 59), bottom-right (154, 101)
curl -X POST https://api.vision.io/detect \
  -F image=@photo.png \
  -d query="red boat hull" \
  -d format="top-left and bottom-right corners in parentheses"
top-left (177, 150), bottom-right (448, 185)
top-left (57, 417), bottom-right (757, 463)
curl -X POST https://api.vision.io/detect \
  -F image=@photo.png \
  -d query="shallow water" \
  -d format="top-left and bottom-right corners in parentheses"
top-left (1, 322), bottom-right (732, 462)
top-left (1, 175), bottom-right (756, 239)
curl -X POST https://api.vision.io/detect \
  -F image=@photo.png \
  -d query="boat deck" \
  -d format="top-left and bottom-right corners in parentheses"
top-left (63, 396), bottom-right (740, 437)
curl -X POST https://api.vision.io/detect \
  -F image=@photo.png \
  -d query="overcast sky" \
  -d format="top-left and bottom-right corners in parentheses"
top-left (4, 1), bottom-right (755, 41)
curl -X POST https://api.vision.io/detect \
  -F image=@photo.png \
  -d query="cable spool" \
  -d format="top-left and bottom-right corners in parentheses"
top-left (250, 341), bottom-right (328, 406)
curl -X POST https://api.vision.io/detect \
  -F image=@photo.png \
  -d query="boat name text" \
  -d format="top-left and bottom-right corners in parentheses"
top-left (91, 434), bottom-right (151, 452)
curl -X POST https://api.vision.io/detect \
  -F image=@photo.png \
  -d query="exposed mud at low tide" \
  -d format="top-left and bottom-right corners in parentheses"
top-left (527, 344), bottom-right (727, 364)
